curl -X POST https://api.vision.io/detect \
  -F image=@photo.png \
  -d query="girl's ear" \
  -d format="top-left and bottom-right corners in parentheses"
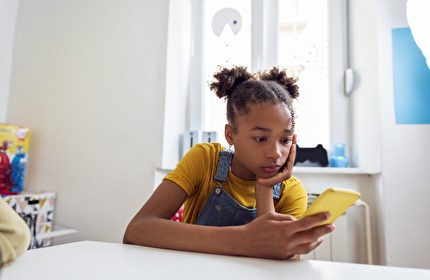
top-left (224, 124), bottom-right (234, 145)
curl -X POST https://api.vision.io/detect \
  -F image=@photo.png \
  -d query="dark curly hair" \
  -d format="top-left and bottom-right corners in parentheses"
top-left (209, 65), bottom-right (299, 133)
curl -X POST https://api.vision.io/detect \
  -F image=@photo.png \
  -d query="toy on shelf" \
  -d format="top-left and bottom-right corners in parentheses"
top-left (294, 144), bottom-right (329, 167)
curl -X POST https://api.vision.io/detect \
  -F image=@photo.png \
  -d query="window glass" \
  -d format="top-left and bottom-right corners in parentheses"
top-left (203, 0), bottom-right (330, 149)
top-left (278, 0), bottom-right (329, 148)
top-left (204, 0), bottom-right (251, 147)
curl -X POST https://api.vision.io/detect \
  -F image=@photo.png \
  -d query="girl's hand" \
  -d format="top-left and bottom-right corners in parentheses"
top-left (240, 211), bottom-right (335, 259)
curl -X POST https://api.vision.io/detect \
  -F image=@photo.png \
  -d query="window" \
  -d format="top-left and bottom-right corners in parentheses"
top-left (162, 0), bottom-right (349, 168)
top-left (196, 0), bottom-right (346, 150)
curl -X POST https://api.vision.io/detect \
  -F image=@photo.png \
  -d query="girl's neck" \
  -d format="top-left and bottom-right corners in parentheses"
top-left (230, 157), bottom-right (256, 181)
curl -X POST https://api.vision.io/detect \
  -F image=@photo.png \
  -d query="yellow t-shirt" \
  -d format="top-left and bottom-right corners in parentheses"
top-left (164, 143), bottom-right (308, 224)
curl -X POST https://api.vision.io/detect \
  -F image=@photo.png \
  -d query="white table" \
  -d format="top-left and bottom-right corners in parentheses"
top-left (1, 241), bottom-right (429, 280)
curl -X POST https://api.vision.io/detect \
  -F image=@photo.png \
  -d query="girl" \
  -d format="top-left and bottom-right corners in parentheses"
top-left (123, 66), bottom-right (334, 259)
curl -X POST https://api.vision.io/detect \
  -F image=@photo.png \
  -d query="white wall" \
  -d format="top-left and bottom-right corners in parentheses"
top-left (0, 0), bottom-right (20, 122)
top-left (349, 0), bottom-right (430, 269)
top-left (5, 0), bottom-right (169, 244)
top-left (378, 0), bottom-right (430, 269)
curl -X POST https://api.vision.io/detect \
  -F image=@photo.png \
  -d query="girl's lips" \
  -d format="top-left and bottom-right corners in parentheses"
top-left (261, 165), bottom-right (281, 174)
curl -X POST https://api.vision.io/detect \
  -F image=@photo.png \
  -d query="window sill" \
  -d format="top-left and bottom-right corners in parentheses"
top-left (293, 167), bottom-right (380, 175)
top-left (157, 167), bottom-right (381, 176)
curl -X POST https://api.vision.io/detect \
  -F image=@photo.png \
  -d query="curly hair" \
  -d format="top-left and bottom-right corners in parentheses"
top-left (209, 65), bottom-right (299, 133)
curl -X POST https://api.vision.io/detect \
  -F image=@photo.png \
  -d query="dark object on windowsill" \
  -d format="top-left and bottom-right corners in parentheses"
top-left (294, 144), bottom-right (329, 167)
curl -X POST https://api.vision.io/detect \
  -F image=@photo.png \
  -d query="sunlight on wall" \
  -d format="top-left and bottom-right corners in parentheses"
top-left (407, 0), bottom-right (430, 69)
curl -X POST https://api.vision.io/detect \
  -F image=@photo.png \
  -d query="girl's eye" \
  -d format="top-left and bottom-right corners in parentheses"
top-left (254, 137), bottom-right (267, 142)
top-left (281, 138), bottom-right (292, 144)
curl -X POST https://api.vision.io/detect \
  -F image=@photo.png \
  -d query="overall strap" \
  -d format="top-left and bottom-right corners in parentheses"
top-left (214, 149), bottom-right (283, 201)
top-left (214, 149), bottom-right (234, 182)
top-left (272, 182), bottom-right (282, 201)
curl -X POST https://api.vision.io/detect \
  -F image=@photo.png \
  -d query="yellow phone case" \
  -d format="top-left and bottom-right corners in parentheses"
top-left (303, 187), bottom-right (361, 226)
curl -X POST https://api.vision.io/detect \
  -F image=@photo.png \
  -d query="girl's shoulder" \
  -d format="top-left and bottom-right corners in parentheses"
top-left (285, 175), bottom-right (301, 184)
top-left (281, 175), bottom-right (306, 194)
top-left (165, 143), bottom-right (225, 196)
top-left (276, 176), bottom-right (307, 217)
top-left (174, 142), bottom-right (226, 177)
top-left (185, 142), bottom-right (225, 160)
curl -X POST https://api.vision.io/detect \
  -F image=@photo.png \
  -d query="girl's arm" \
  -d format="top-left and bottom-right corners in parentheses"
top-left (255, 181), bottom-right (276, 215)
top-left (123, 180), bottom-right (334, 260)
top-left (123, 180), bottom-right (244, 255)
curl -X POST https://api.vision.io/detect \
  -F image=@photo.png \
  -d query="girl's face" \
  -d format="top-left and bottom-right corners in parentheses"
top-left (226, 101), bottom-right (294, 181)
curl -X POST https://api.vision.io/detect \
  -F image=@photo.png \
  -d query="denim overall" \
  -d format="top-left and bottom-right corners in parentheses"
top-left (194, 149), bottom-right (282, 226)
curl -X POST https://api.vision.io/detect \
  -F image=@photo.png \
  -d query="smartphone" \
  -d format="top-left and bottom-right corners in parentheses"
top-left (303, 187), bottom-right (361, 226)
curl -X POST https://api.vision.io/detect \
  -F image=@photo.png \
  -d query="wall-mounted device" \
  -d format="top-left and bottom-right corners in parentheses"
top-left (344, 68), bottom-right (354, 96)
top-left (182, 130), bottom-right (218, 158)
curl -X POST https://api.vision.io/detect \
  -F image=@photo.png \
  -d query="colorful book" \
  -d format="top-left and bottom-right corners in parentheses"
top-left (0, 123), bottom-right (30, 195)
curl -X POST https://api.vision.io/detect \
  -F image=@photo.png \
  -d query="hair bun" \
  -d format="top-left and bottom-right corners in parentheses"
top-left (209, 66), bottom-right (254, 99)
top-left (258, 66), bottom-right (299, 99)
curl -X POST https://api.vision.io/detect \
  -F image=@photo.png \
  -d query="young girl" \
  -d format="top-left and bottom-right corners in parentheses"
top-left (123, 66), bottom-right (334, 259)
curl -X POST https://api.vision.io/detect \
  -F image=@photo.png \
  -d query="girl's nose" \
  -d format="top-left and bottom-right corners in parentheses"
top-left (266, 142), bottom-right (282, 160)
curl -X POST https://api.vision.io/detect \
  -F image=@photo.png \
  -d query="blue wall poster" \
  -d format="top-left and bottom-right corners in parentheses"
top-left (392, 27), bottom-right (430, 124)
